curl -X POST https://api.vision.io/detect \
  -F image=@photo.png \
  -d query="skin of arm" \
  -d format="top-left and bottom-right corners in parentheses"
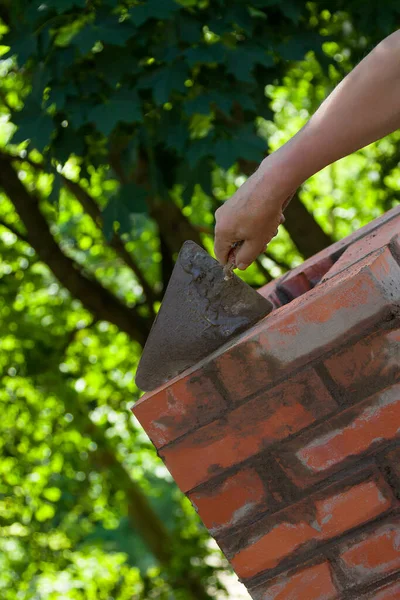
top-left (214, 29), bottom-right (400, 269)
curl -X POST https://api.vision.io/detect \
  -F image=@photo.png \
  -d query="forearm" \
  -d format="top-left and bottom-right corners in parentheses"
top-left (262, 30), bottom-right (400, 191)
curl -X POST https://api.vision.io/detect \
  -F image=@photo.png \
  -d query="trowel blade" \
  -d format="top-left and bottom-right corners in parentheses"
top-left (135, 241), bottom-right (273, 391)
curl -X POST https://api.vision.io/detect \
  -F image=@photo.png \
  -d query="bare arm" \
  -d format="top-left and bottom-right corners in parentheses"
top-left (214, 30), bottom-right (400, 269)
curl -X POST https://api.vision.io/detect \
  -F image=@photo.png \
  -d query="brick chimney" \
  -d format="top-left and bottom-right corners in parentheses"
top-left (133, 205), bottom-right (400, 600)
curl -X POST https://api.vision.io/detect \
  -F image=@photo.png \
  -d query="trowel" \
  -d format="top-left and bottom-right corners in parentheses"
top-left (135, 240), bottom-right (273, 391)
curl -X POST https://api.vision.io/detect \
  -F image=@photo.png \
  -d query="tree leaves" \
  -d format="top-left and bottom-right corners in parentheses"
top-left (88, 90), bottom-right (142, 136)
top-left (185, 44), bottom-right (225, 67)
top-left (94, 15), bottom-right (137, 47)
top-left (48, 170), bottom-right (62, 205)
top-left (213, 126), bottom-right (266, 169)
top-left (181, 157), bottom-right (213, 204)
top-left (129, 0), bottom-right (180, 27)
top-left (52, 125), bottom-right (85, 163)
top-left (3, 30), bottom-right (36, 65)
top-left (184, 91), bottom-right (233, 116)
top-left (139, 63), bottom-right (188, 105)
top-left (73, 19), bottom-right (136, 55)
top-left (225, 45), bottom-right (275, 83)
top-left (277, 32), bottom-right (323, 61)
top-left (43, 0), bottom-right (86, 14)
top-left (11, 103), bottom-right (54, 152)
top-left (102, 183), bottom-right (148, 240)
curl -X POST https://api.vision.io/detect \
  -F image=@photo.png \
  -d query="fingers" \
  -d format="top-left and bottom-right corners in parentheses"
top-left (214, 230), bottom-right (235, 265)
top-left (234, 239), bottom-right (267, 270)
top-left (234, 220), bottom-right (283, 270)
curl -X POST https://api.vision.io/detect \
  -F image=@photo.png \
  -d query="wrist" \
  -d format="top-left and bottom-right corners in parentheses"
top-left (259, 127), bottom-right (317, 196)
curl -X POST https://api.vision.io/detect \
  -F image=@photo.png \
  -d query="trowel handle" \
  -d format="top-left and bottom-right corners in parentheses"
top-left (223, 241), bottom-right (244, 280)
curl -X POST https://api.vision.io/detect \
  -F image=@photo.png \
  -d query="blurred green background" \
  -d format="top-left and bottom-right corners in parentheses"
top-left (0, 1), bottom-right (399, 598)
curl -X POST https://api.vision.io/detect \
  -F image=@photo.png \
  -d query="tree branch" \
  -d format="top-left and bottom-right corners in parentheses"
top-left (283, 191), bottom-right (332, 258)
top-left (0, 217), bottom-right (28, 242)
top-left (63, 178), bottom-right (158, 313)
top-left (0, 158), bottom-right (150, 345)
top-left (0, 151), bottom-right (158, 313)
top-left (255, 256), bottom-right (273, 282)
top-left (265, 250), bottom-right (291, 272)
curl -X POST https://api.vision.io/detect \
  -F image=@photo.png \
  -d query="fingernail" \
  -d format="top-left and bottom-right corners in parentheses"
top-left (237, 263), bottom-right (248, 270)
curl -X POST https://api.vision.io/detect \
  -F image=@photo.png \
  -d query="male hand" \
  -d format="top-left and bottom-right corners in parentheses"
top-left (214, 156), bottom-right (296, 270)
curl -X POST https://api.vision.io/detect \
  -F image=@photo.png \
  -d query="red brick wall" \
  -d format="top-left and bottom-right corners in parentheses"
top-left (133, 205), bottom-right (400, 600)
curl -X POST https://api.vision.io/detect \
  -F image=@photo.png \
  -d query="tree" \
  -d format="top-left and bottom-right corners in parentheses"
top-left (0, 1), bottom-right (399, 598)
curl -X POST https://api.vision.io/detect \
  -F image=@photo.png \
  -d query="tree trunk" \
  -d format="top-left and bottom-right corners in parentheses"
top-left (284, 193), bottom-right (332, 258)
top-left (151, 201), bottom-right (204, 256)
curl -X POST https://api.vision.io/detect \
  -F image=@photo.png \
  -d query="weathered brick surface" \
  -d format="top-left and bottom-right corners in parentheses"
top-left (215, 247), bottom-right (400, 402)
top-left (276, 202), bottom-right (400, 288)
top-left (133, 206), bottom-right (400, 599)
top-left (258, 279), bottom-right (283, 309)
top-left (134, 367), bottom-right (226, 449)
top-left (322, 213), bottom-right (400, 281)
top-left (160, 369), bottom-right (335, 492)
top-left (382, 446), bottom-right (400, 492)
top-left (277, 383), bottom-right (400, 488)
top-left (188, 467), bottom-right (270, 534)
top-left (278, 271), bottom-right (312, 301)
top-left (324, 327), bottom-right (400, 395)
top-left (249, 562), bottom-right (339, 600)
top-left (359, 579), bottom-right (400, 599)
top-left (226, 470), bottom-right (394, 579)
top-left (338, 517), bottom-right (400, 587)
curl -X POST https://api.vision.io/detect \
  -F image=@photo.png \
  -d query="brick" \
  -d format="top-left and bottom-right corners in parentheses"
top-left (359, 579), bottom-right (400, 599)
top-left (382, 446), bottom-right (400, 494)
top-left (189, 468), bottom-right (269, 534)
top-left (324, 328), bottom-right (400, 394)
top-left (133, 368), bottom-right (226, 449)
top-left (338, 518), bottom-right (400, 586)
top-left (160, 369), bottom-right (334, 492)
top-left (392, 233), bottom-right (400, 261)
top-left (282, 204), bottom-right (400, 287)
top-left (249, 562), bottom-right (338, 600)
top-left (258, 280), bottom-right (283, 309)
top-left (304, 256), bottom-right (336, 287)
top-left (323, 214), bottom-right (400, 281)
top-left (278, 272), bottom-right (312, 301)
top-left (215, 247), bottom-right (400, 402)
top-left (278, 383), bottom-right (400, 488)
top-left (227, 471), bottom-right (393, 580)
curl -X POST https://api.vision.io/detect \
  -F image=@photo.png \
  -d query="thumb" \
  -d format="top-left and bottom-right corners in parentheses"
top-left (234, 239), bottom-right (266, 270)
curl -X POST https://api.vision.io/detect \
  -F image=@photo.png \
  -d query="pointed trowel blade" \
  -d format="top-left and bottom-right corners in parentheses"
top-left (135, 241), bottom-right (273, 391)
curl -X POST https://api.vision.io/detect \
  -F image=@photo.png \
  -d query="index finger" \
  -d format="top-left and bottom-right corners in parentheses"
top-left (214, 227), bottom-right (236, 265)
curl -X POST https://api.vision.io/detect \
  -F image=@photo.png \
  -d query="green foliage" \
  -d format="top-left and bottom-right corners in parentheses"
top-left (0, 1), bottom-right (400, 599)
top-left (103, 183), bottom-right (149, 239)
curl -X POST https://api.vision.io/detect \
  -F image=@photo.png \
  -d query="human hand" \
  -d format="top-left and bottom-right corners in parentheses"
top-left (214, 156), bottom-right (296, 270)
